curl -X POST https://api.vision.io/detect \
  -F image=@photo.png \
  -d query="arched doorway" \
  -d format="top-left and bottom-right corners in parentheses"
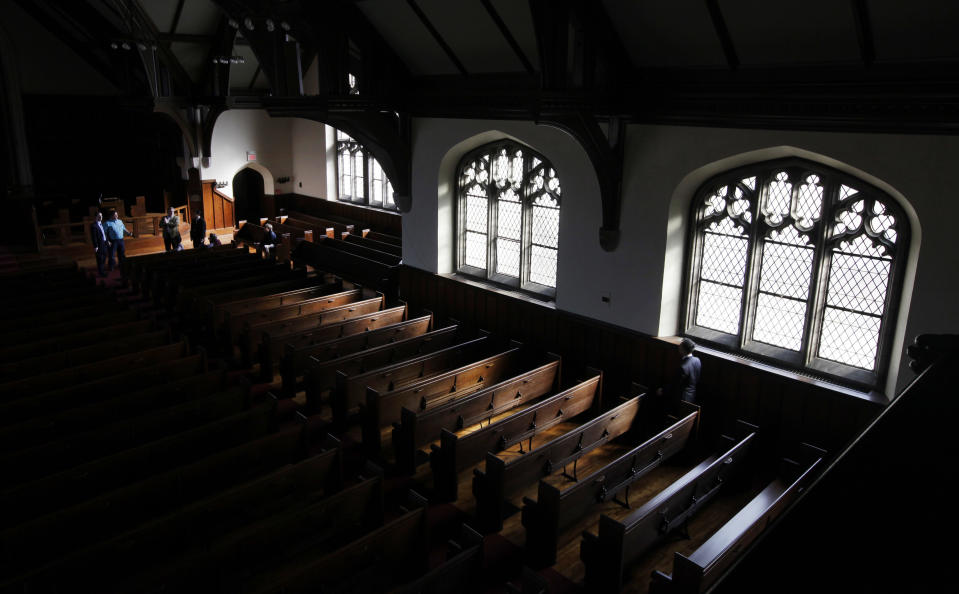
top-left (232, 167), bottom-right (264, 223)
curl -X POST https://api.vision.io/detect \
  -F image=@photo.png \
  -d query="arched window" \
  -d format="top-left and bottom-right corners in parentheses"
top-left (336, 129), bottom-right (395, 210)
top-left (456, 140), bottom-right (561, 296)
top-left (684, 159), bottom-right (908, 389)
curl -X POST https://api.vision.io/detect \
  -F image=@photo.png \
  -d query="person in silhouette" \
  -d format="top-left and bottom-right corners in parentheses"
top-left (162, 207), bottom-right (181, 252)
top-left (89, 212), bottom-right (108, 277)
top-left (104, 210), bottom-right (132, 272)
top-left (190, 211), bottom-right (206, 249)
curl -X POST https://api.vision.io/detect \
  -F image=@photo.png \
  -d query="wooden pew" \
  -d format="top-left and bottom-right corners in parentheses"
top-left (279, 309), bottom-right (426, 394)
top-left (0, 328), bottom-right (171, 382)
top-left (389, 525), bottom-right (484, 594)
top-left (127, 472), bottom-right (386, 593)
top-left (473, 390), bottom-right (647, 532)
top-left (277, 215), bottom-right (333, 239)
top-left (260, 304), bottom-right (410, 382)
top-left (367, 230), bottom-right (402, 246)
top-left (0, 352), bottom-right (208, 429)
top-left (430, 372), bottom-right (603, 503)
top-left (270, 218), bottom-right (314, 243)
top-left (221, 287), bottom-right (368, 356)
top-left (392, 354), bottom-right (563, 474)
top-left (153, 257), bottom-right (276, 306)
top-left (192, 274), bottom-right (322, 328)
top-left (363, 344), bottom-right (526, 458)
top-left (0, 423), bottom-right (328, 588)
top-left (522, 401), bottom-right (700, 567)
top-left (320, 235), bottom-right (403, 266)
top-left (330, 334), bottom-right (493, 430)
top-left (650, 444), bottom-right (825, 594)
top-left (239, 294), bottom-right (385, 368)
top-left (0, 339), bottom-right (191, 401)
top-left (173, 266), bottom-right (321, 315)
top-left (0, 301), bottom-right (125, 337)
top-left (0, 291), bottom-right (116, 321)
top-left (0, 384), bottom-right (251, 486)
top-left (249, 491), bottom-right (430, 594)
top-left (137, 248), bottom-right (251, 295)
top-left (285, 210), bottom-right (357, 237)
top-left (0, 309), bottom-right (141, 352)
top-left (212, 279), bottom-right (346, 340)
top-left (292, 238), bottom-right (399, 298)
top-left (0, 399), bottom-right (278, 529)
top-left (0, 318), bottom-right (152, 364)
top-left (234, 220), bottom-right (291, 262)
top-left (0, 369), bottom-right (228, 453)
top-left (307, 324), bottom-right (464, 414)
top-left (344, 232), bottom-right (403, 257)
top-left (580, 421), bottom-right (758, 592)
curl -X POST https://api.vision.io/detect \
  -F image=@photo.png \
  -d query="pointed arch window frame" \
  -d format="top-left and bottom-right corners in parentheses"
top-left (682, 158), bottom-right (910, 391)
top-left (455, 140), bottom-right (562, 299)
top-left (335, 129), bottom-right (396, 211)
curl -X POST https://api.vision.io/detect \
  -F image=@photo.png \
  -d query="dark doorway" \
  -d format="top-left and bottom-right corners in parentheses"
top-left (232, 167), bottom-right (264, 223)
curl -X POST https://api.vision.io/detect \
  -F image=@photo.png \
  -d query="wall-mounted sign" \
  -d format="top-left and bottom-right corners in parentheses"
top-left (247, 151), bottom-right (257, 161)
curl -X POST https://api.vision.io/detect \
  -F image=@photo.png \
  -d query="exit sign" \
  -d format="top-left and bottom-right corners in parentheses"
top-left (246, 151), bottom-right (257, 161)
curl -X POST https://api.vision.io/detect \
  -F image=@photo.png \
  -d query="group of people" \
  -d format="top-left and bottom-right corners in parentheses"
top-left (90, 207), bottom-right (222, 277)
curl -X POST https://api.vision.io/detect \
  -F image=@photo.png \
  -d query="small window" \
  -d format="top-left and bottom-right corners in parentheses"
top-left (684, 159), bottom-right (909, 389)
top-left (335, 129), bottom-right (396, 211)
top-left (456, 140), bottom-right (561, 297)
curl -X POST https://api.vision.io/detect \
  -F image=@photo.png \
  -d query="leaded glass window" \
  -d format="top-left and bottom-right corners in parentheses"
top-left (685, 159), bottom-right (908, 388)
top-left (335, 128), bottom-right (395, 211)
top-left (457, 141), bottom-right (561, 296)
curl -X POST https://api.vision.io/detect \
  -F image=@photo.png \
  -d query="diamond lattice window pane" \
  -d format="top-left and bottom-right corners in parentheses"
top-left (819, 308), bottom-right (881, 370)
top-left (696, 281), bottom-right (742, 335)
top-left (758, 241), bottom-right (814, 300)
top-left (752, 293), bottom-right (807, 351)
top-left (496, 238), bottom-right (520, 278)
top-left (531, 205), bottom-right (559, 248)
top-left (466, 195), bottom-right (487, 234)
top-left (529, 245), bottom-right (557, 287)
top-left (795, 174), bottom-right (824, 227)
top-left (370, 159), bottom-right (384, 206)
top-left (353, 152), bottom-right (365, 198)
top-left (825, 253), bottom-right (890, 316)
top-left (465, 231), bottom-right (487, 269)
top-left (497, 200), bottom-right (522, 241)
top-left (700, 231), bottom-right (748, 287)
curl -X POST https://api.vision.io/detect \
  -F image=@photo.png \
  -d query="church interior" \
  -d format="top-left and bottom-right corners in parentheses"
top-left (1, 1), bottom-right (957, 592)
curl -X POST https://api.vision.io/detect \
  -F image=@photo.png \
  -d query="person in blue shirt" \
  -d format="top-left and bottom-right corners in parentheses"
top-left (104, 210), bottom-right (132, 272)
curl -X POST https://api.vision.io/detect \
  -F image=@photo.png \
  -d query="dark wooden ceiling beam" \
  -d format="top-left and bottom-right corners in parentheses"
top-left (158, 32), bottom-right (214, 44)
top-left (480, 0), bottom-right (535, 75)
top-left (705, 0), bottom-right (739, 70)
top-left (169, 0), bottom-right (187, 35)
top-left (529, 0), bottom-right (569, 89)
top-left (406, 0), bottom-right (468, 77)
top-left (122, 0), bottom-right (196, 95)
top-left (851, 0), bottom-right (876, 67)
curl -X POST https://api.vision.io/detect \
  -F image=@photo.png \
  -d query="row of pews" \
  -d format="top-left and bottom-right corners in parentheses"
top-left (2, 222), bottom-right (828, 592)
top-left (232, 209), bottom-right (402, 299)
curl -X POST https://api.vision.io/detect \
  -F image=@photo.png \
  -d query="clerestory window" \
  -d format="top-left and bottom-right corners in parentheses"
top-left (336, 129), bottom-right (395, 211)
top-left (684, 158), bottom-right (908, 389)
top-left (456, 140), bottom-right (561, 298)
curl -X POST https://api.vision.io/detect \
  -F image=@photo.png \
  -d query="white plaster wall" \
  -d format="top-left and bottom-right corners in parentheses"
top-left (291, 118), bottom-right (330, 198)
top-left (407, 118), bottom-right (959, 397)
top-left (409, 118), bottom-right (615, 326)
top-left (203, 109), bottom-right (293, 197)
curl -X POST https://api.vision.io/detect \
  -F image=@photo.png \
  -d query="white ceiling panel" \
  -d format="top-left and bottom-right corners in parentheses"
top-left (722, 0), bottom-right (860, 66)
top-left (871, 0), bottom-right (959, 62)
top-left (417, 0), bottom-right (523, 73)
top-left (176, 0), bottom-right (222, 35)
top-left (602, 0), bottom-right (727, 68)
top-left (490, 0), bottom-right (539, 71)
top-left (355, 0), bottom-right (459, 76)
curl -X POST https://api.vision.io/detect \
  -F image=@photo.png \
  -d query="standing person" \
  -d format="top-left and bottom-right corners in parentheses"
top-left (104, 210), bottom-right (132, 272)
top-left (89, 212), bottom-right (109, 277)
top-left (190, 211), bottom-right (206, 249)
top-left (658, 338), bottom-right (702, 404)
top-left (161, 207), bottom-right (181, 252)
